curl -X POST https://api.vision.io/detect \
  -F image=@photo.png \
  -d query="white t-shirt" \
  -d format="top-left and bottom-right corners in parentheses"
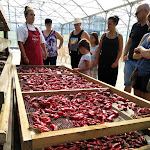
top-left (78, 52), bottom-right (91, 75)
top-left (17, 23), bottom-right (45, 44)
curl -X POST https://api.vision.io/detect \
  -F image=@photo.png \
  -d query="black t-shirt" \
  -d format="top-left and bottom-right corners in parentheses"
top-left (128, 22), bottom-right (148, 60)
top-left (69, 30), bottom-right (84, 55)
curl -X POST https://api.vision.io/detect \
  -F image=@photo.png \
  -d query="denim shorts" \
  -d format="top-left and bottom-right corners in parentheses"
top-left (124, 60), bottom-right (137, 86)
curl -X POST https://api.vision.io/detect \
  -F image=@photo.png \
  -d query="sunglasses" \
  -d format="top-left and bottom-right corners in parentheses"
top-left (135, 9), bottom-right (145, 16)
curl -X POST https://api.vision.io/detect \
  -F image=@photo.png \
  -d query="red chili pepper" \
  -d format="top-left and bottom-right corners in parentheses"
top-left (87, 110), bottom-right (95, 118)
top-left (24, 95), bottom-right (31, 100)
top-left (104, 92), bottom-right (110, 96)
top-left (50, 124), bottom-right (58, 131)
top-left (107, 114), bottom-right (117, 122)
top-left (140, 136), bottom-right (148, 145)
top-left (112, 142), bottom-right (121, 148)
top-left (104, 103), bottom-right (112, 110)
top-left (53, 114), bottom-right (60, 119)
top-left (32, 102), bottom-right (39, 108)
top-left (44, 109), bottom-right (52, 113)
top-left (40, 116), bottom-right (51, 124)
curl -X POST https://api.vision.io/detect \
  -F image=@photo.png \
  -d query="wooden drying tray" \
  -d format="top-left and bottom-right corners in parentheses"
top-left (0, 64), bottom-right (12, 144)
top-left (14, 65), bottom-right (150, 150)
top-left (17, 65), bottom-right (73, 75)
top-left (69, 68), bottom-right (150, 108)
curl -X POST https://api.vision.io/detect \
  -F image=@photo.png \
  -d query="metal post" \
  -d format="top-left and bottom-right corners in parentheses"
top-left (40, 8), bottom-right (42, 29)
top-left (88, 17), bottom-right (91, 33)
top-left (7, 0), bottom-right (11, 23)
top-left (15, 8), bottom-right (17, 31)
top-left (126, 4), bottom-right (133, 43)
top-left (61, 24), bottom-right (64, 36)
top-left (69, 23), bottom-right (71, 34)
top-left (104, 11), bottom-right (108, 32)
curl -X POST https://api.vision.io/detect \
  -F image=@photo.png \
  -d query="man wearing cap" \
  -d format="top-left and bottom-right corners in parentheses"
top-left (42, 18), bottom-right (63, 65)
top-left (68, 18), bottom-right (90, 68)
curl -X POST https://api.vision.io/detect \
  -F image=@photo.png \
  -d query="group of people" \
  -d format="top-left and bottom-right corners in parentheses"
top-left (17, 3), bottom-right (150, 101)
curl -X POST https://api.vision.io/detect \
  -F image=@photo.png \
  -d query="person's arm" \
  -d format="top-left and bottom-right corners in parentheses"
top-left (133, 34), bottom-right (148, 59)
top-left (73, 60), bottom-right (91, 72)
top-left (18, 41), bottom-right (29, 64)
top-left (111, 34), bottom-right (123, 68)
top-left (133, 52), bottom-right (142, 59)
top-left (41, 43), bottom-right (47, 60)
top-left (68, 33), bottom-right (71, 54)
top-left (81, 31), bottom-right (90, 41)
top-left (133, 46), bottom-right (150, 59)
top-left (94, 33), bottom-right (105, 66)
top-left (55, 31), bottom-right (64, 49)
top-left (140, 48), bottom-right (150, 59)
top-left (123, 37), bottom-right (132, 61)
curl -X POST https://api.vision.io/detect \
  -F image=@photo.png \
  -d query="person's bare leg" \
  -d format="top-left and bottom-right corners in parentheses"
top-left (124, 86), bottom-right (131, 93)
top-left (134, 89), bottom-right (141, 97)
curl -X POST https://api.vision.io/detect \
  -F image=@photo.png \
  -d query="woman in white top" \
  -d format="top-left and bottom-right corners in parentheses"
top-left (17, 6), bottom-right (47, 65)
top-left (73, 39), bottom-right (91, 75)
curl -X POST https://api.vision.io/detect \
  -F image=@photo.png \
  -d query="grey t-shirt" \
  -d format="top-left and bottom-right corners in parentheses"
top-left (78, 53), bottom-right (91, 75)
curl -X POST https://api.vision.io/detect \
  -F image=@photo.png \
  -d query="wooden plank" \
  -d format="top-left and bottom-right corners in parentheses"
top-left (3, 86), bottom-right (13, 150)
top-left (0, 54), bottom-right (12, 104)
top-left (0, 37), bottom-right (11, 52)
top-left (0, 64), bottom-right (12, 143)
top-left (32, 117), bottom-right (150, 149)
top-left (0, 4), bottom-right (10, 31)
top-left (13, 65), bottom-right (32, 144)
top-left (135, 145), bottom-right (150, 150)
top-left (0, 64), bottom-right (10, 105)
top-left (22, 88), bottom-right (109, 96)
top-left (17, 73), bottom-right (77, 76)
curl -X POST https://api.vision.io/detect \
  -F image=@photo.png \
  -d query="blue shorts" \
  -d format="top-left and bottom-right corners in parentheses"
top-left (124, 60), bottom-right (137, 86)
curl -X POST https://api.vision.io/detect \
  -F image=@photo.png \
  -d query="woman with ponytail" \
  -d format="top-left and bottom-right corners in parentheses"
top-left (17, 6), bottom-right (47, 65)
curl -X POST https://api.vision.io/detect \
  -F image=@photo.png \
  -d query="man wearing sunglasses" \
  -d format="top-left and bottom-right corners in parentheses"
top-left (123, 3), bottom-right (149, 93)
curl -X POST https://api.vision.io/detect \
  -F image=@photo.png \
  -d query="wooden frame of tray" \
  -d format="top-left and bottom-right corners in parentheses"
top-left (14, 65), bottom-right (150, 150)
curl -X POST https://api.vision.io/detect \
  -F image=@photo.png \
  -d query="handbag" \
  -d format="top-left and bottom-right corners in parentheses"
top-left (129, 58), bottom-right (143, 86)
top-left (129, 67), bottom-right (138, 86)
top-left (146, 78), bottom-right (150, 93)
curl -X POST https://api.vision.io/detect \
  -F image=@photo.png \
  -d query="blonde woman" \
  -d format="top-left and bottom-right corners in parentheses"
top-left (17, 6), bottom-right (47, 65)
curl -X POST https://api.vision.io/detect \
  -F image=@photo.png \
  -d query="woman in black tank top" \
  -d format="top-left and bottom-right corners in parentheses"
top-left (96, 16), bottom-right (123, 86)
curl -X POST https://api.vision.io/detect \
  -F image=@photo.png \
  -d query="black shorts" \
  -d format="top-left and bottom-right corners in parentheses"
top-left (133, 74), bottom-right (150, 92)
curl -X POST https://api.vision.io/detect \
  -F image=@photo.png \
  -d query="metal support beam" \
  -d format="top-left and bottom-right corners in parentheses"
top-left (88, 17), bottom-right (91, 33)
top-left (61, 24), bottom-right (64, 36)
top-left (63, 0), bottom-right (144, 25)
top-left (104, 11), bottom-right (108, 32)
top-left (15, 8), bottom-right (17, 31)
top-left (125, 4), bottom-right (133, 43)
top-left (69, 23), bottom-right (71, 35)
